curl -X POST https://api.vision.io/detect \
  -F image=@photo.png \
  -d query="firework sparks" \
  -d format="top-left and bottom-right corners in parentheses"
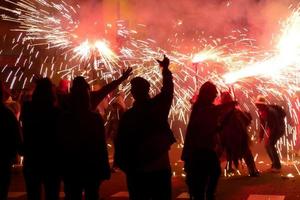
top-left (223, 7), bottom-right (300, 90)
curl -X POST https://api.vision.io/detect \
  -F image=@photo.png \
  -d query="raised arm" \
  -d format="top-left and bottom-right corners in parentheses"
top-left (90, 67), bottom-right (132, 111)
top-left (152, 55), bottom-right (174, 118)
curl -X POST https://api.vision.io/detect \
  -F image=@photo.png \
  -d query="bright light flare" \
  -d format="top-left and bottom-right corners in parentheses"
top-left (73, 40), bottom-right (91, 60)
top-left (192, 48), bottom-right (223, 63)
top-left (223, 8), bottom-right (300, 87)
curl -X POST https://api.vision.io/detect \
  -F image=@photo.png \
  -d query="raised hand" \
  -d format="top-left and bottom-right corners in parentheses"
top-left (156, 55), bottom-right (170, 69)
top-left (121, 67), bottom-right (133, 80)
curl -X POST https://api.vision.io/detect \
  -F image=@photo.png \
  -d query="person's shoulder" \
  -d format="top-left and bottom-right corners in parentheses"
top-left (0, 103), bottom-right (14, 116)
top-left (90, 111), bottom-right (102, 119)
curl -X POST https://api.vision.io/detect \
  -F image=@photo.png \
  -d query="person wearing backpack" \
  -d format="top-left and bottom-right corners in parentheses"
top-left (255, 95), bottom-right (286, 172)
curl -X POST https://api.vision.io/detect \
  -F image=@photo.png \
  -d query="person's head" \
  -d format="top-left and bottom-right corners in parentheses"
top-left (130, 77), bottom-right (150, 101)
top-left (255, 95), bottom-right (268, 111)
top-left (220, 91), bottom-right (233, 104)
top-left (32, 78), bottom-right (56, 107)
top-left (197, 81), bottom-right (218, 105)
top-left (70, 76), bottom-right (91, 111)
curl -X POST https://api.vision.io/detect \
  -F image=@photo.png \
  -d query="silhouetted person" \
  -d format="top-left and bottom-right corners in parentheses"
top-left (57, 69), bottom-right (131, 200)
top-left (57, 77), bottom-right (109, 200)
top-left (90, 69), bottom-right (132, 112)
top-left (56, 79), bottom-right (70, 110)
top-left (21, 78), bottom-right (60, 200)
top-left (219, 92), bottom-right (259, 177)
top-left (181, 82), bottom-right (236, 200)
top-left (0, 81), bottom-right (21, 200)
top-left (115, 55), bottom-right (176, 200)
top-left (106, 91), bottom-right (127, 171)
top-left (255, 95), bottom-right (286, 172)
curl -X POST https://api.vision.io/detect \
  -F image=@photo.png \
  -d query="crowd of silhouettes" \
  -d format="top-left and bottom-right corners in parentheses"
top-left (0, 55), bottom-right (289, 200)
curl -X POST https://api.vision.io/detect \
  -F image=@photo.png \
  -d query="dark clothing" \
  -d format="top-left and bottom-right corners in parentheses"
top-left (63, 174), bottom-right (101, 200)
top-left (220, 109), bottom-right (258, 175)
top-left (182, 102), bottom-right (235, 200)
top-left (23, 165), bottom-right (60, 200)
top-left (58, 110), bottom-right (110, 200)
top-left (0, 103), bottom-right (20, 200)
top-left (0, 163), bottom-right (12, 200)
top-left (115, 68), bottom-right (175, 199)
top-left (185, 149), bottom-right (221, 200)
top-left (106, 100), bottom-right (125, 141)
top-left (126, 169), bottom-right (172, 200)
top-left (265, 137), bottom-right (281, 169)
top-left (21, 102), bottom-right (61, 200)
top-left (258, 105), bottom-right (286, 169)
top-left (182, 103), bottom-right (224, 160)
top-left (259, 105), bottom-right (286, 142)
top-left (90, 78), bottom-right (127, 111)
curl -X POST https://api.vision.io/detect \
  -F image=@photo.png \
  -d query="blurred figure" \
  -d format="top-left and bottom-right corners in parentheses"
top-left (255, 95), bottom-right (286, 172)
top-left (182, 81), bottom-right (236, 200)
top-left (93, 83), bottom-right (109, 120)
top-left (89, 68), bottom-right (132, 112)
top-left (56, 68), bottom-right (130, 200)
top-left (56, 79), bottom-right (70, 110)
top-left (106, 91), bottom-right (127, 171)
top-left (115, 55), bottom-right (175, 200)
top-left (5, 95), bottom-right (21, 120)
top-left (0, 81), bottom-right (21, 200)
top-left (20, 78), bottom-right (60, 200)
top-left (57, 76), bottom-right (112, 200)
top-left (219, 92), bottom-right (259, 177)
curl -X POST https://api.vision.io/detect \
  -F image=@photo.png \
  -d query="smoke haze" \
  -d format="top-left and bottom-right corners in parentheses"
top-left (73, 0), bottom-right (299, 47)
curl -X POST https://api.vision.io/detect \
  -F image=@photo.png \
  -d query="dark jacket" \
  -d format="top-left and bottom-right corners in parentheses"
top-left (0, 103), bottom-right (21, 164)
top-left (219, 109), bottom-right (252, 163)
top-left (58, 110), bottom-right (110, 180)
top-left (259, 105), bottom-right (286, 141)
top-left (21, 102), bottom-right (60, 168)
top-left (181, 102), bottom-right (236, 163)
top-left (115, 68), bottom-right (175, 173)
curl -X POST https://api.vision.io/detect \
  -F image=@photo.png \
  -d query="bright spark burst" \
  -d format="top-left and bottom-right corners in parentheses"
top-left (223, 7), bottom-right (300, 90)
top-left (1, 0), bottom-right (300, 175)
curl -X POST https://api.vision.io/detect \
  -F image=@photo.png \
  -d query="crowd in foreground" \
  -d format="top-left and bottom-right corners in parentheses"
top-left (1, 55), bottom-right (289, 200)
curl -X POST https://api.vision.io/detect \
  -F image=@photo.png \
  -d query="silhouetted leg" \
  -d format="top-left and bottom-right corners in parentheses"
top-left (243, 147), bottom-right (258, 175)
top-left (126, 172), bottom-right (149, 200)
top-left (63, 176), bottom-right (82, 200)
top-left (265, 142), bottom-right (275, 168)
top-left (84, 178), bottom-right (100, 200)
top-left (206, 152), bottom-right (221, 200)
top-left (44, 175), bottom-right (60, 200)
top-left (269, 139), bottom-right (281, 169)
top-left (150, 169), bottom-right (172, 200)
top-left (186, 171), bottom-right (206, 200)
top-left (23, 164), bottom-right (42, 200)
top-left (0, 162), bottom-right (11, 200)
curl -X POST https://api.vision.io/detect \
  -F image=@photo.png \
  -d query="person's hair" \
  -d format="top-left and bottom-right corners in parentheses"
top-left (32, 78), bottom-right (56, 107)
top-left (220, 91), bottom-right (233, 104)
top-left (130, 77), bottom-right (150, 101)
top-left (70, 76), bottom-right (91, 111)
top-left (196, 81), bottom-right (218, 106)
